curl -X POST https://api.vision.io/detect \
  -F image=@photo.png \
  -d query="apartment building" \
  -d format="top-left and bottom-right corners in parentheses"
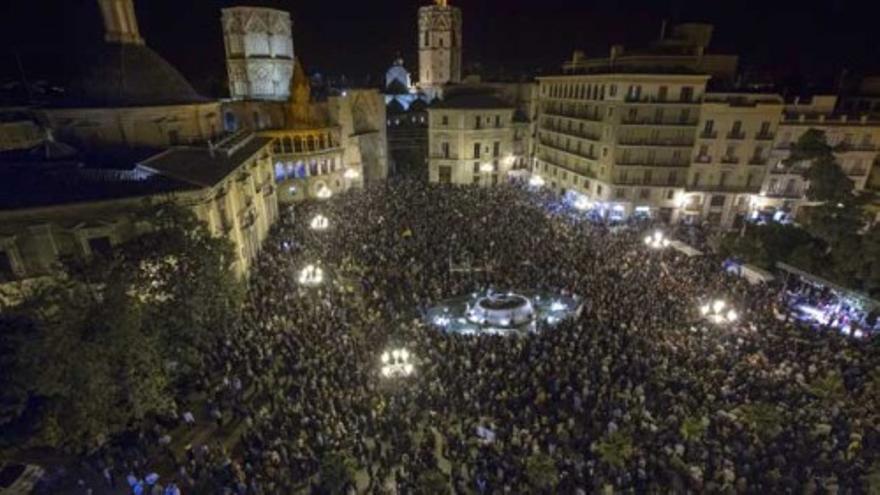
top-left (681, 93), bottom-right (783, 227)
top-left (535, 73), bottom-right (709, 222)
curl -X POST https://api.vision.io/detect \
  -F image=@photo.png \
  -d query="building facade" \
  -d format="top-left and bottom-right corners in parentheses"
top-left (222, 7), bottom-right (295, 101)
top-left (427, 92), bottom-right (521, 185)
top-left (418, 0), bottom-right (462, 98)
top-left (535, 73), bottom-right (709, 222)
top-left (0, 132), bottom-right (277, 292)
top-left (681, 93), bottom-right (783, 227)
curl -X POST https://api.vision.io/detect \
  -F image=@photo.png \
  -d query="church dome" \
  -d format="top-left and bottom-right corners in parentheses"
top-left (56, 43), bottom-right (208, 108)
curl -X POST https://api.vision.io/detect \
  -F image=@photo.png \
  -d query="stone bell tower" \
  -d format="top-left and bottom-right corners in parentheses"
top-left (97, 0), bottom-right (144, 45)
top-left (418, 0), bottom-right (462, 94)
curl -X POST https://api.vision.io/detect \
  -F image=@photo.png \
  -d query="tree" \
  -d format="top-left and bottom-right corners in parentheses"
top-left (680, 415), bottom-right (709, 442)
top-left (718, 223), bottom-right (820, 270)
top-left (785, 129), bottom-right (854, 204)
top-left (525, 452), bottom-right (559, 492)
top-left (114, 202), bottom-right (243, 383)
top-left (0, 202), bottom-right (240, 452)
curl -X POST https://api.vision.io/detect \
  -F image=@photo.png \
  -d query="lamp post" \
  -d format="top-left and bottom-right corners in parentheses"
top-left (380, 348), bottom-right (415, 378)
top-left (310, 214), bottom-right (329, 231)
top-left (298, 264), bottom-right (324, 286)
top-left (699, 299), bottom-right (739, 325)
top-left (316, 185), bottom-right (333, 199)
top-left (529, 174), bottom-right (545, 188)
top-left (573, 195), bottom-right (592, 211)
top-left (644, 231), bottom-right (671, 249)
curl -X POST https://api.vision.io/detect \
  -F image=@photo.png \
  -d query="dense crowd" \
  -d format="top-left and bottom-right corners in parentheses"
top-left (84, 181), bottom-right (879, 494)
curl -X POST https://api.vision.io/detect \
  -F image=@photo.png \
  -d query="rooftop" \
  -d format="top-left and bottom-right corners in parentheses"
top-left (431, 92), bottom-right (511, 110)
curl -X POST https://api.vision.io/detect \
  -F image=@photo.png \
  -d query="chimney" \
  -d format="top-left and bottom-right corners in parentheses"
top-left (97, 0), bottom-right (144, 45)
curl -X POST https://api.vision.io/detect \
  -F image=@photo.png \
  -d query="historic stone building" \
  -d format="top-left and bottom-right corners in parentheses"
top-left (0, 132), bottom-right (277, 292)
top-left (221, 9), bottom-right (389, 200)
top-left (222, 7), bottom-right (295, 101)
top-left (418, 0), bottom-right (462, 99)
top-left (427, 88), bottom-right (532, 185)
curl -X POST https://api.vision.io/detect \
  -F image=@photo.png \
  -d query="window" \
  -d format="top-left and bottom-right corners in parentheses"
top-left (668, 171), bottom-right (677, 185)
top-left (627, 108), bottom-right (638, 121)
top-left (602, 147), bottom-right (608, 157)
top-left (747, 173), bottom-right (756, 187)
top-left (473, 175), bottom-right (480, 184)
top-left (493, 159), bottom-right (499, 172)
top-left (658, 86), bottom-right (668, 102)
top-left (710, 195), bottom-right (726, 207)
top-left (654, 108), bottom-right (664, 123)
top-left (640, 188), bottom-right (650, 199)
top-left (168, 129), bottom-right (180, 145)
top-left (473, 142), bottom-right (481, 158)
top-left (644, 170), bottom-right (653, 183)
top-left (698, 144), bottom-right (709, 156)
top-left (725, 145), bottom-right (736, 157)
top-left (438, 166), bottom-right (452, 184)
top-left (475, 116), bottom-right (482, 129)
top-left (704, 120), bottom-right (714, 134)
top-left (441, 115), bottom-right (449, 126)
top-left (616, 188), bottom-right (626, 199)
top-left (0, 250), bottom-right (15, 282)
top-left (597, 185), bottom-right (603, 195)
top-left (719, 171), bottom-right (730, 187)
top-left (680, 86), bottom-right (694, 102)
top-left (679, 108), bottom-right (691, 124)
top-left (731, 120), bottom-right (742, 136)
top-left (441, 142), bottom-right (450, 158)
top-left (88, 236), bottom-right (112, 257)
top-left (495, 115), bottom-right (501, 128)
top-left (692, 172), bottom-right (701, 187)
top-left (473, 162), bottom-right (480, 173)
top-left (759, 121), bottom-right (770, 136)
top-left (609, 84), bottom-right (617, 97)
top-left (492, 174), bottom-right (499, 185)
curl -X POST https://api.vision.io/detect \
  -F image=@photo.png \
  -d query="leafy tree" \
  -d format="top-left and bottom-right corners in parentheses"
top-left (718, 223), bottom-right (819, 270)
top-left (525, 452), bottom-right (559, 492)
top-left (594, 431), bottom-right (634, 469)
top-left (784, 129), bottom-right (854, 203)
top-left (416, 469), bottom-right (450, 495)
top-left (318, 451), bottom-right (357, 495)
top-left (0, 202), bottom-right (240, 452)
top-left (806, 370), bottom-right (847, 404)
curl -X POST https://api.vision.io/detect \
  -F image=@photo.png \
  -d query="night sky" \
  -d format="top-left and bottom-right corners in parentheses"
top-left (1, 0), bottom-right (878, 96)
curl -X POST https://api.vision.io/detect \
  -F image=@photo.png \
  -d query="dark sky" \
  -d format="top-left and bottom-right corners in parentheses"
top-left (1, 0), bottom-right (879, 96)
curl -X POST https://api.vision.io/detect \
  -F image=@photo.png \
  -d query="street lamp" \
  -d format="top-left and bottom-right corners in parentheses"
top-left (574, 196), bottom-right (592, 211)
top-left (298, 264), bottom-right (324, 286)
top-left (343, 168), bottom-right (360, 180)
top-left (310, 214), bottom-right (329, 231)
top-left (479, 162), bottom-right (494, 173)
top-left (529, 174), bottom-right (545, 187)
top-left (380, 348), bottom-right (415, 378)
top-left (699, 299), bottom-right (739, 324)
top-left (316, 186), bottom-right (332, 199)
top-left (644, 231), bottom-right (671, 249)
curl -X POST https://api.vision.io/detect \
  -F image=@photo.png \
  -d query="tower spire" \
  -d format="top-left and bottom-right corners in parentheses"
top-left (97, 0), bottom-right (144, 45)
top-left (435, 0), bottom-right (448, 6)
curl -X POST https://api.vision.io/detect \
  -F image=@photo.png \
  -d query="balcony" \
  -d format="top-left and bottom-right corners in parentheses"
top-left (699, 130), bottom-right (718, 139)
top-left (755, 132), bottom-right (775, 141)
top-left (765, 187), bottom-right (804, 199)
top-left (720, 156), bottom-right (739, 165)
top-left (540, 126), bottom-right (601, 142)
top-left (726, 131), bottom-right (746, 140)
top-left (617, 138), bottom-right (694, 148)
top-left (623, 95), bottom-right (699, 104)
top-left (620, 118), bottom-right (698, 127)
top-left (538, 140), bottom-right (599, 161)
top-left (543, 107), bottom-right (603, 122)
top-left (616, 159), bottom-right (690, 168)
top-left (687, 184), bottom-right (759, 194)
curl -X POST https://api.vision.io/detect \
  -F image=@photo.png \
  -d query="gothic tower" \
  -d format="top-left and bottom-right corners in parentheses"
top-left (418, 0), bottom-right (462, 93)
top-left (221, 7), bottom-right (295, 101)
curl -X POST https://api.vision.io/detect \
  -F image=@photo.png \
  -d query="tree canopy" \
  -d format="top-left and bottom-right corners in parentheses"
top-left (0, 202), bottom-right (242, 452)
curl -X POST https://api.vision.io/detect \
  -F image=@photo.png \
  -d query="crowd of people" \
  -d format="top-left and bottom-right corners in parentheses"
top-left (77, 181), bottom-right (879, 493)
